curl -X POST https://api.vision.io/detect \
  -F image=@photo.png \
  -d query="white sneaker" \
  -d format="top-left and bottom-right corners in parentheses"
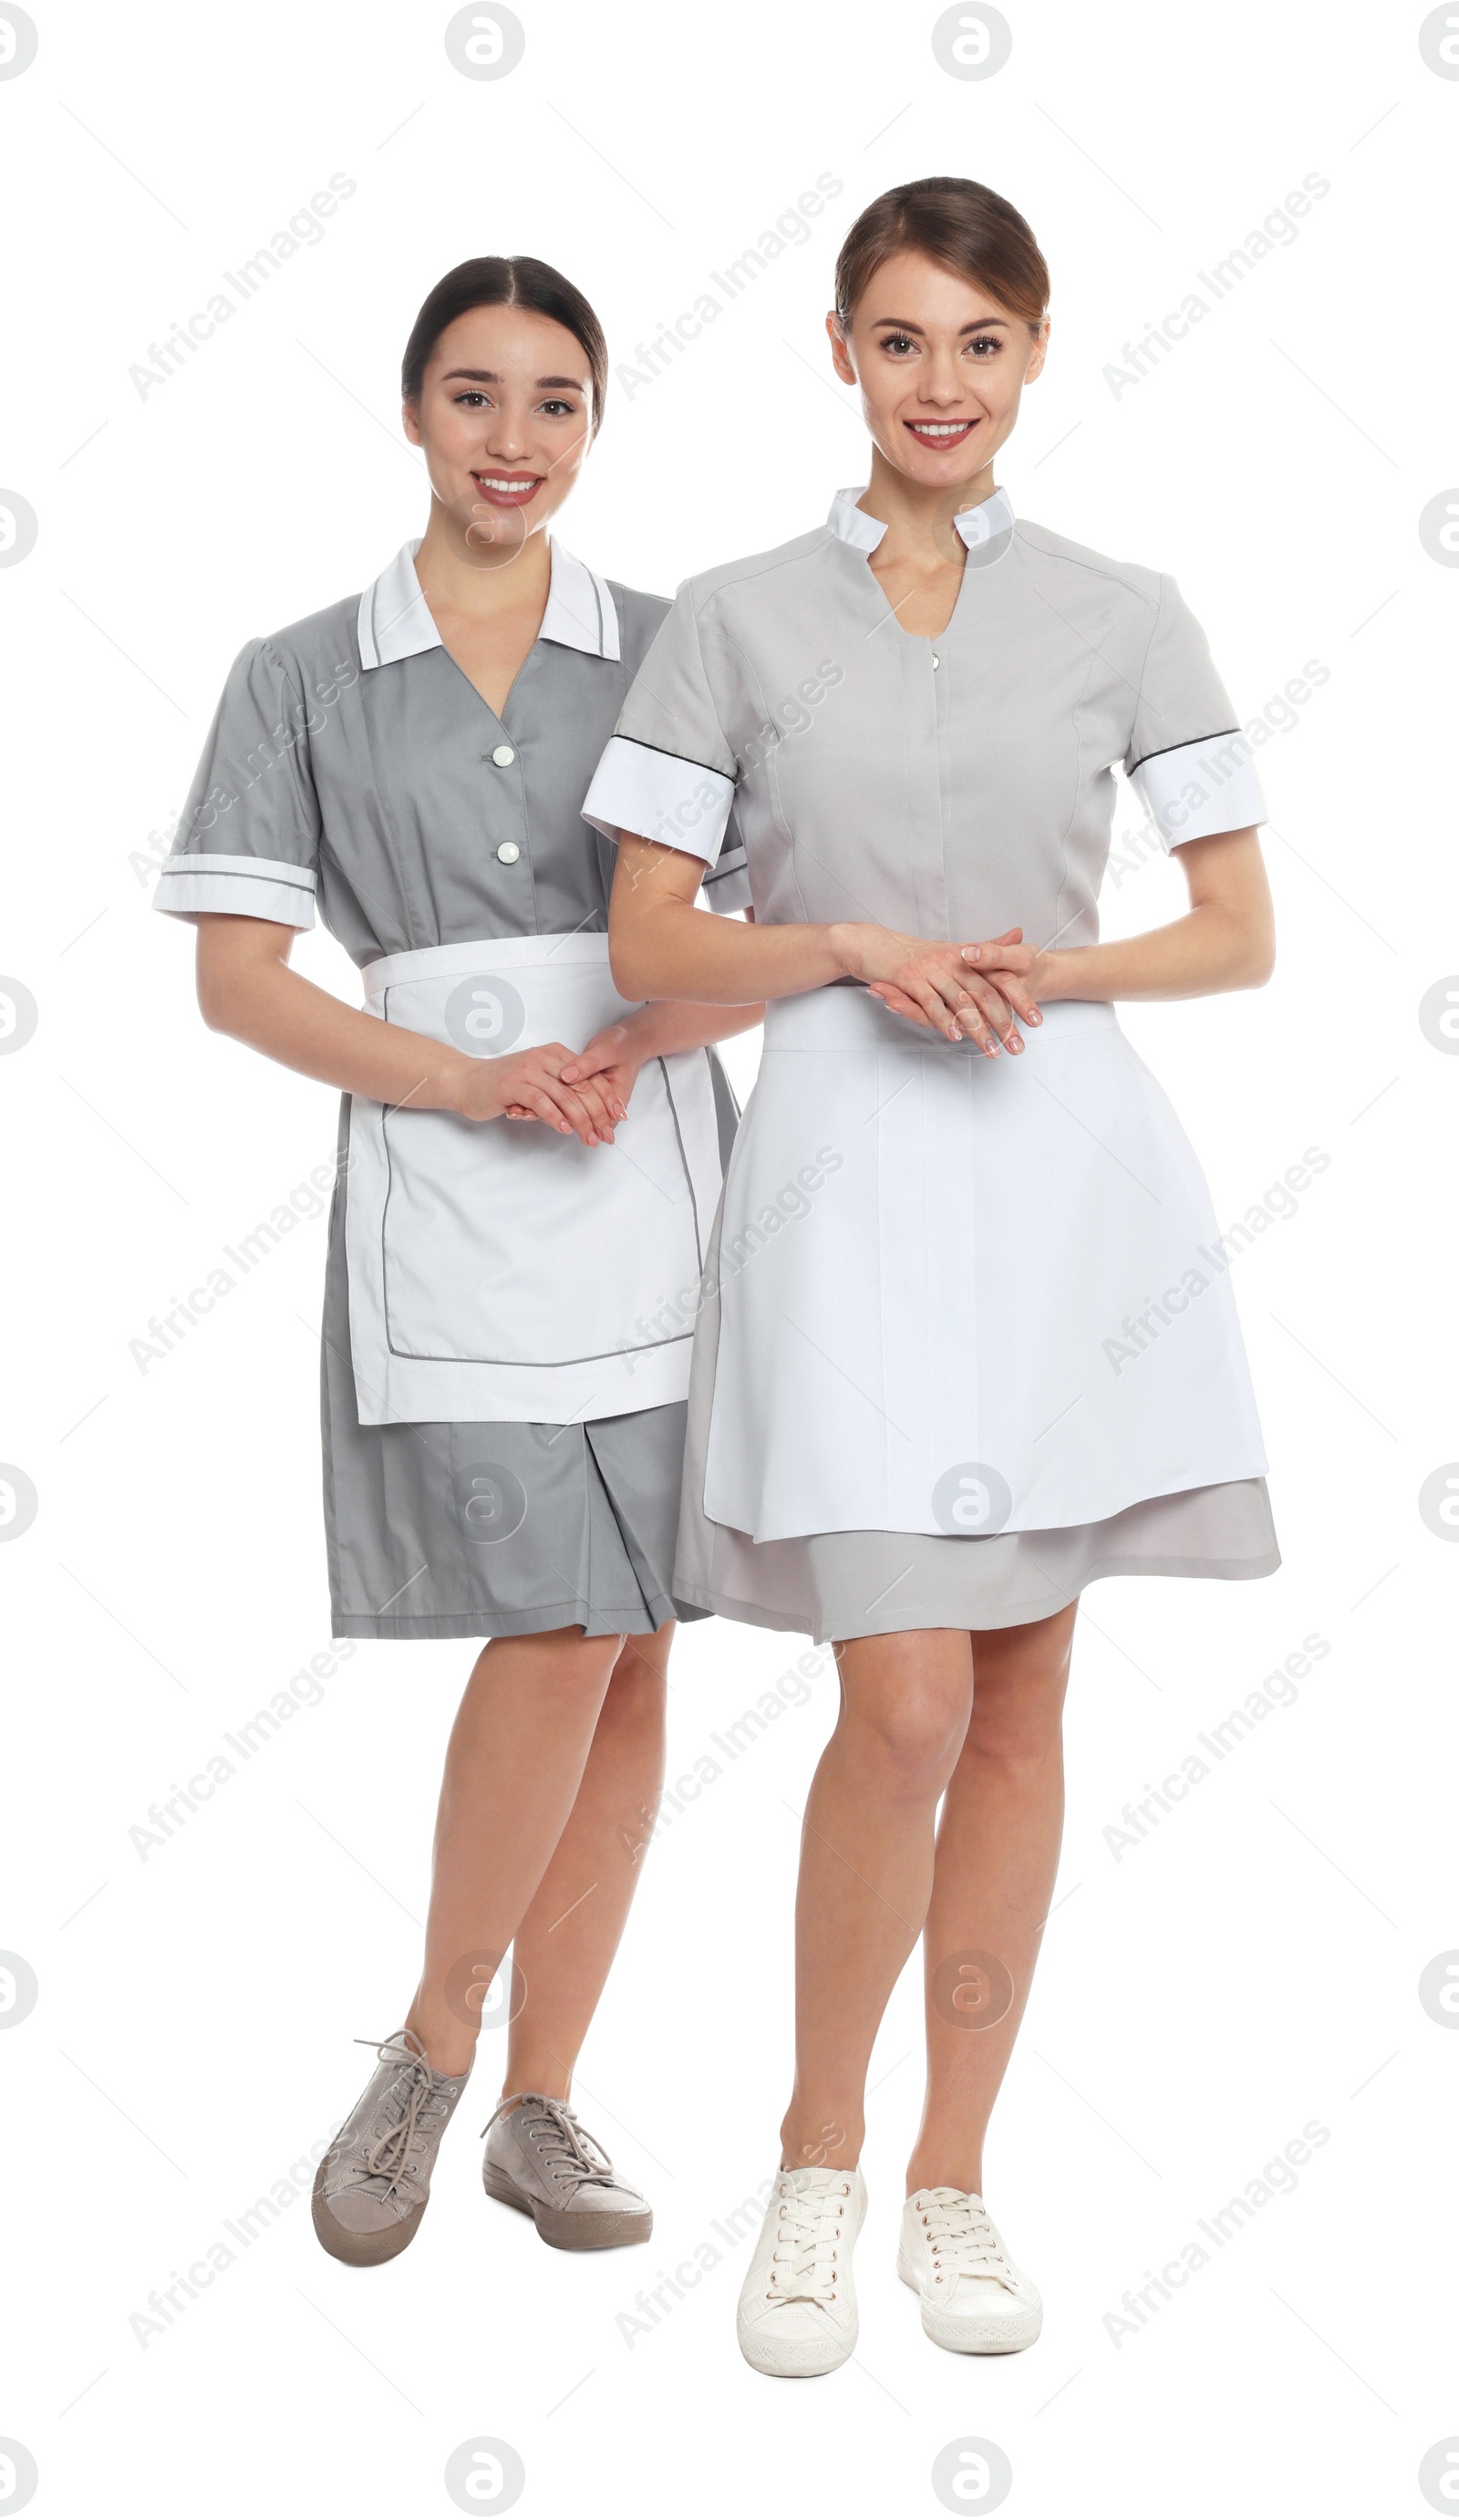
top-left (898, 2187), bottom-right (1042, 2353)
top-left (736, 2164), bottom-right (867, 2377)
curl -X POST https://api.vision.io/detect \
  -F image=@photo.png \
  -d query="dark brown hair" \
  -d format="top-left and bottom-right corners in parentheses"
top-left (400, 256), bottom-right (609, 430)
top-left (833, 179), bottom-right (1049, 336)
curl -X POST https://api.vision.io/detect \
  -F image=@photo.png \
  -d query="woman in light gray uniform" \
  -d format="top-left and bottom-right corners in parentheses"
top-left (592, 180), bottom-right (1279, 2373)
top-left (156, 257), bottom-right (759, 2267)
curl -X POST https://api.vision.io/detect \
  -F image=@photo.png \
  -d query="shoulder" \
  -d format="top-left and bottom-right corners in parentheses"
top-left (676, 524), bottom-right (839, 617)
top-left (1010, 518), bottom-right (1164, 613)
top-left (606, 578), bottom-right (670, 635)
top-left (229, 592), bottom-right (362, 683)
top-left (605, 578), bottom-right (671, 675)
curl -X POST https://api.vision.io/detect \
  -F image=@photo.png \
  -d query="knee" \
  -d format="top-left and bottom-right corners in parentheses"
top-left (965, 1672), bottom-right (1066, 1784)
top-left (840, 1683), bottom-right (969, 1799)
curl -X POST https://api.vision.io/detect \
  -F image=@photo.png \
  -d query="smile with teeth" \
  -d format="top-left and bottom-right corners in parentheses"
top-left (906, 419), bottom-right (977, 441)
top-left (472, 471), bottom-right (543, 497)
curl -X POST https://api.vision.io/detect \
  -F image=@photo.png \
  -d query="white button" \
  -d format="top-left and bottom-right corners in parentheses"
top-left (931, 652), bottom-right (940, 669)
top-left (491, 743), bottom-right (516, 766)
top-left (496, 841), bottom-right (521, 865)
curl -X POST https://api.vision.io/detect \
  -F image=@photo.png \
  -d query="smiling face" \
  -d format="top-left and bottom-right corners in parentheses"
top-left (402, 302), bottom-right (595, 553)
top-left (828, 249), bottom-right (1048, 494)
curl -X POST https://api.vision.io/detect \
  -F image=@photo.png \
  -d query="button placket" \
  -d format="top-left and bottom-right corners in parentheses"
top-left (482, 740), bottom-right (528, 876)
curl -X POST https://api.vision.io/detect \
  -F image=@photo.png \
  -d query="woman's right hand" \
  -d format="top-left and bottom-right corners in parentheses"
top-left (830, 922), bottom-right (1036, 1055)
top-left (453, 1042), bottom-right (626, 1146)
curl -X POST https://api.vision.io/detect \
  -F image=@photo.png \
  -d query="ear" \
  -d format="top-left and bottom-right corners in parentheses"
top-left (401, 398), bottom-right (422, 447)
top-left (825, 310), bottom-right (856, 388)
top-left (1025, 319), bottom-right (1050, 385)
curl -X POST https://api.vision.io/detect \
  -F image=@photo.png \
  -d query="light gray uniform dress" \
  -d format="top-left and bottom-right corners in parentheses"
top-left (584, 485), bottom-right (1281, 1644)
top-left (156, 539), bottom-right (741, 1641)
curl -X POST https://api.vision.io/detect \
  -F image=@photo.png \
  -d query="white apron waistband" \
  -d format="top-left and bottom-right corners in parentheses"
top-left (762, 985), bottom-right (1119, 1054)
top-left (361, 930), bottom-right (626, 1008)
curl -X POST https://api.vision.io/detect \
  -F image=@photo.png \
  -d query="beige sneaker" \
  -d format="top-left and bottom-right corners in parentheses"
top-left (311, 2028), bottom-right (471, 2267)
top-left (898, 2187), bottom-right (1042, 2352)
top-left (736, 2165), bottom-right (867, 2377)
top-left (481, 2092), bottom-right (652, 2250)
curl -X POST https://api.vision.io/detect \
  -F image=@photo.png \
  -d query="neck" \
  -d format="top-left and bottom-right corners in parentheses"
top-left (413, 496), bottom-right (554, 618)
top-left (857, 446), bottom-right (999, 559)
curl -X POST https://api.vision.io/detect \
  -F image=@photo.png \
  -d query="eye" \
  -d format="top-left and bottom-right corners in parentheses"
top-left (538, 399), bottom-right (578, 417)
top-left (454, 389), bottom-right (491, 409)
top-left (967, 334), bottom-right (1004, 358)
top-left (877, 332), bottom-right (917, 357)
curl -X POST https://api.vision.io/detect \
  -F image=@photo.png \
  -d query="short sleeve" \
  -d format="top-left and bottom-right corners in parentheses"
top-left (698, 795), bottom-right (750, 916)
top-left (583, 586), bottom-right (739, 871)
top-left (1123, 576), bottom-right (1266, 851)
top-left (153, 638), bottom-right (322, 926)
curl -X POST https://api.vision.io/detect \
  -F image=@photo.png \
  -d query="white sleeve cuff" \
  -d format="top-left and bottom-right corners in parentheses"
top-left (1128, 731), bottom-right (1267, 851)
top-left (153, 853), bottom-right (318, 927)
top-left (583, 735), bottom-right (736, 867)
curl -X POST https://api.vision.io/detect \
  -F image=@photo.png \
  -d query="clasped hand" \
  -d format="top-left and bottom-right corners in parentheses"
top-left (453, 1020), bottom-right (642, 1146)
top-left (834, 923), bottom-right (1047, 1054)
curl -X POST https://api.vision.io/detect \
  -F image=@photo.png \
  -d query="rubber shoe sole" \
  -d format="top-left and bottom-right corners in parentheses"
top-left (481, 2159), bottom-right (651, 2250)
top-left (735, 2303), bottom-right (855, 2378)
top-left (896, 2242), bottom-right (1042, 2352)
top-left (311, 2156), bottom-right (427, 2267)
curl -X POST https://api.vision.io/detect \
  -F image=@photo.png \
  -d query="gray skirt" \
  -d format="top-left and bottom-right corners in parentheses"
top-left (673, 1478), bottom-right (1280, 1644)
top-left (672, 1249), bottom-right (1280, 1644)
top-left (319, 1114), bottom-right (705, 1644)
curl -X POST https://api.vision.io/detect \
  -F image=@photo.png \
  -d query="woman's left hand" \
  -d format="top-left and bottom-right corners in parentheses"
top-left (502, 1021), bottom-right (644, 1129)
top-left (868, 928), bottom-right (1047, 1032)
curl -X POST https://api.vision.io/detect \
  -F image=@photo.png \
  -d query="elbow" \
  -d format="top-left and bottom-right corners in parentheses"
top-left (606, 913), bottom-right (657, 1006)
top-left (195, 962), bottom-right (264, 1042)
top-left (196, 963), bottom-right (258, 1040)
top-left (1242, 920), bottom-right (1277, 990)
top-left (606, 937), bottom-right (647, 1003)
top-left (195, 973), bottom-right (235, 1034)
top-left (1215, 901), bottom-right (1275, 993)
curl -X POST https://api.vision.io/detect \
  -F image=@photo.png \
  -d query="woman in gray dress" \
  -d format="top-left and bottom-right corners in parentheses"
top-left (591, 179), bottom-right (1279, 2374)
top-left (156, 257), bottom-right (760, 2266)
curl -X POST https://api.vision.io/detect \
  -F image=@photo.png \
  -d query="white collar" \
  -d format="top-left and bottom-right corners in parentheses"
top-left (357, 535), bottom-right (621, 669)
top-left (826, 482), bottom-right (1015, 555)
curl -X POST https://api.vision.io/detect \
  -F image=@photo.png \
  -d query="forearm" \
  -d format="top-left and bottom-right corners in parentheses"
top-left (1036, 898), bottom-right (1275, 1004)
top-left (610, 863), bottom-right (848, 1006)
top-left (620, 997), bottom-right (766, 1060)
top-left (199, 946), bottom-right (472, 1111)
top-left (612, 895), bottom-right (844, 1003)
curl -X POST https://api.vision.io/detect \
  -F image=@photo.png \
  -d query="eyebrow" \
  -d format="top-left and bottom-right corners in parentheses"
top-left (867, 316), bottom-right (1011, 336)
top-left (440, 368), bottom-right (587, 389)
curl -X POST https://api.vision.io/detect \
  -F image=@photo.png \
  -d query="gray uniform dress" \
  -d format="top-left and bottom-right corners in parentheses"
top-left (156, 538), bottom-right (740, 1641)
top-left (584, 485), bottom-right (1280, 1644)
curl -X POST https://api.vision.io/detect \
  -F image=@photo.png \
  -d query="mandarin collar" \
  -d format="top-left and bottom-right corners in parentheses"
top-left (826, 482), bottom-right (1015, 558)
top-left (357, 534), bottom-right (621, 669)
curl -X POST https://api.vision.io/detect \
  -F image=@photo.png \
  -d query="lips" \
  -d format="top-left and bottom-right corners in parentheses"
top-left (471, 472), bottom-right (543, 508)
top-left (905, 420), bottom-right (978, 447)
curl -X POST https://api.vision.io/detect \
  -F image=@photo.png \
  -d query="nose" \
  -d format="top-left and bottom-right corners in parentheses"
top-left (920, 356), bottom-right (969, 407)
top-left (481, 400), bottom-right (530, 461)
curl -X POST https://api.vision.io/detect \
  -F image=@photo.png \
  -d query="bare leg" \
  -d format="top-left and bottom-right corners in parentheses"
top-left (404, 1625), bottom-right (625, 2077)
top-left (778, 1630), bottom-right (976, 2173)
top-left (502, 1623), bottom-right (672, 2100)
top-left (905, 1600), bottom-right (1078, 2198)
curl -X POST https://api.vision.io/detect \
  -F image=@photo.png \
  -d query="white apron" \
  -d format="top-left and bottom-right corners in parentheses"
top-left (701, 987), bottom-right (1268, 1541)
top-left (344, 934), bottom-right (723, 1425)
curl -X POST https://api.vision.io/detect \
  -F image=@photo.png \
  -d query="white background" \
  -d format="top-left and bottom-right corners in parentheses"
top-left (2, 2), bottom-right (1456, 2515)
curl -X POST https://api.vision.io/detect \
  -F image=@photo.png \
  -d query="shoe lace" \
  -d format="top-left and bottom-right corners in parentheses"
top-left (353, 2030), bottom-right (457, 2194)
top-left (482, 2091), bottom-right (620, 2193)
top-left (763, 2174), bottom-right (851, 2307)
top-left (915, 2188), bottom-right (1016, 2289)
